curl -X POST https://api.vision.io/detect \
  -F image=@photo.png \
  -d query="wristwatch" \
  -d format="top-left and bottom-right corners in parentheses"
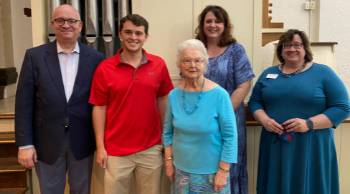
top-left (306, 119), bottom-right (314, 131)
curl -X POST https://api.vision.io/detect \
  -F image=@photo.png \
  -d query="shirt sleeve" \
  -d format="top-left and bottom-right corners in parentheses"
top-left (15, 49), bottom-right (35, 146)
top-left (157, 61), bottom-right (174, 97)
top-left (218, 90), bottom-right (238, 163)
top-left (232, 44), bottom-right (255, 86)
top-left (162, 96), bottom-right (174, 147)
top-left (321, 66), bottom-right (350, 127)
top-left (89, 64), bottom-right (108, 105)
top-left (248, 71), bottom-right (266, 113)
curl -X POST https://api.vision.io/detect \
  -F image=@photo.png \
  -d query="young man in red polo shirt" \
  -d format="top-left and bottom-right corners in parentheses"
top-left (89, 14), bottom-right (173, 194)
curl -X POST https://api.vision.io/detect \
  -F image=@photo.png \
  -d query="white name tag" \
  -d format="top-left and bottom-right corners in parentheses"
top-left (266, 74), bottom-right (278, 79)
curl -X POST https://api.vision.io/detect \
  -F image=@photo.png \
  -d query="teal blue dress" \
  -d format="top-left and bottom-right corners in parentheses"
top-left (248, 63), bottom-right (350, 194)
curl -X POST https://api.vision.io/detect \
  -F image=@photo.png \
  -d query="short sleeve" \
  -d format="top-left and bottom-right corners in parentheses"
top-left (157, 61), bottom-right (174, 97)
top-left (233, 44), bottom-right (255, 85)
top-left (89, 64), bottom-right (108, 105)
top-left (248, 71), bottom-right (267, 113)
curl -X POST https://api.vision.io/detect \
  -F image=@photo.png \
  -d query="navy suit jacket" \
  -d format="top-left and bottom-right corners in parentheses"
top-left (15, 41), bottom-right (104, 164)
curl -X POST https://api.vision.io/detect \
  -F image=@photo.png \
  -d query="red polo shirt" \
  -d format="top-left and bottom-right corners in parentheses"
top-left (89, 49), bottom-right (173, 156)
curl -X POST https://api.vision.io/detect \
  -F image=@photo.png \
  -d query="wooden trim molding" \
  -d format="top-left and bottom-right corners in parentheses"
top-left (262, 0), bottom-right (284, 28)
top-left (261, 32), bottom-right (284, 46)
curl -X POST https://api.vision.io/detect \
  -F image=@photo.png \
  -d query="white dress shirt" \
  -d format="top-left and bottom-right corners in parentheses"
top-left (57, 42), bottom-right (80, 102)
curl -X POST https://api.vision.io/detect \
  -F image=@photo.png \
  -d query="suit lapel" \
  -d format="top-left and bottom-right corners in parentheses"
top-left (68, 43), bottom-right (90, 103)
top-left (44, 42), bottom-right (67, 101)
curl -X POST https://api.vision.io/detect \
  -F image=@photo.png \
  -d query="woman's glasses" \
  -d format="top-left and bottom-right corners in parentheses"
top-left (283, 43), bottom-right (303, 49)
top-left (181, 58), bottom-right (204, 66)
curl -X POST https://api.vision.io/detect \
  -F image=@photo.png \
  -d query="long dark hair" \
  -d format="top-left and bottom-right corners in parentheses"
top-left (195, 5), bottom-right (236, 47)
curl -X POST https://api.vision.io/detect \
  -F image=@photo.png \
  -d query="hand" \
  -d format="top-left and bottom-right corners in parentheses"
top-left (283, 118), bottom-right (309, 133)
top-left (164, 160), bottom-right (175, 181)
top-left (214, 169), bottom-right (229, 192)
top-left (18, 147), bottom-right (37, 169)
top-left (96, 147), bottom-right (108, 169)
top-left (261, 117), bottom-right (284, 134)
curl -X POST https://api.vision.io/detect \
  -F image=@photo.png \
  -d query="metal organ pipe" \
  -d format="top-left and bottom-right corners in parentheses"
top-left (46, 0), bottom-right (132, 55)
top-left (102, 0), bottom-right (115, 57)
top-left (84, 0), bottom-right (99, 48)
top-left (118, 0), bottom-right (130, 27)
top-left (47, 0), bottom-right (63, 42)
top-left (66, 0), bottom-right (81, 13)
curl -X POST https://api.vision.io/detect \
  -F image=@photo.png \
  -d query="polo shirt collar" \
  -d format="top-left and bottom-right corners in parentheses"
top-left (57, 42), bottom-right (80, 54)
top-left (115, 48), bottom-right (150, 66)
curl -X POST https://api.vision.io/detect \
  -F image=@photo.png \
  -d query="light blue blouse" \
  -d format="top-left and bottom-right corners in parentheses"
top-left (163, 86), bottom-right (238, 174)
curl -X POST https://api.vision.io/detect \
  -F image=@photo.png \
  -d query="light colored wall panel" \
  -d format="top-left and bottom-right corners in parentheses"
top-left (0, 0), bottom-right (14, 68)
top-left (193, 0), bottom-right (254, 61)
top-left (31, 0), bottom-right (46, 47)
top-left (337, 123), bottom-right (350, 194)
top-left (0, 0), bottom-right (5, 66)
top-left (132, 0), bottom-right (194, 80)
top-left (11, 0), bottom-right (33, 72)
top-left (319, 0), bottom-right (350, 93)
top-left (247, 126), bottom-right (262, 194)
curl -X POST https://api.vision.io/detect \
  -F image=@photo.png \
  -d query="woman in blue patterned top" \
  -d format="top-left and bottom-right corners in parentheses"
top-left (195, 5), bottom-right (255, 194)
top-left (248, 29), bottom-right (350, 194)
top-left (163, 39), bottom-right (238, 194)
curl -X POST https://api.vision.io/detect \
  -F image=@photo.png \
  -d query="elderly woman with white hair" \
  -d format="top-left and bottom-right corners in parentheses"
top-left (163, 39), bottom-right (238, 194)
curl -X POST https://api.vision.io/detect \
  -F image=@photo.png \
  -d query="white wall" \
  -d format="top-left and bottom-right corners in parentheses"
top-left (0, 0), bottom-right (5, 66)
top-left (262, 0), bottom-right (350, 91)
top-left (270, 0), bottom-right (310, 33)
top-left (319, 0), bottom-right (350, 92)
top-left (10, 0), bottom-right (33, 72)
top-left (0, 0), bottom-right (14, 68)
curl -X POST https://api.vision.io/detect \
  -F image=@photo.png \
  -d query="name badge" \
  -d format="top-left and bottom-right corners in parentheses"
top-left (266, 74), bottom-right (278, 79)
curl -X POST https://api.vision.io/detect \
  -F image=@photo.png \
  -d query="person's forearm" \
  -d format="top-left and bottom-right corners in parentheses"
top-left (253, 109), bottom-right (270, 124)
top-left (219, 161), bottom-right (230, 171)
top-left (92, 106), bottom-right (107, 149)
top-left (164, 146), bottom-right (173, 160)
top-left (157, 95), bottom-right (168, 125)
top-left (231, 81), bottom-right (252, 110)
top-left (309, 114), bottom-right (333, 130)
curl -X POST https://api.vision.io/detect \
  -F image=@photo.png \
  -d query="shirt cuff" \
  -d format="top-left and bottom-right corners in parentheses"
top-left (19, 145), bottom-right (35, 149)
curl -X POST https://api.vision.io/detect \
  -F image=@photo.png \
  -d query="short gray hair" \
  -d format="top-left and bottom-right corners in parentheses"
top-left (176, 39), bottom-right (209, 66)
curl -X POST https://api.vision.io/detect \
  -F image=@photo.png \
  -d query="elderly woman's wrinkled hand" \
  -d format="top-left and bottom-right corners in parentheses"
top-left (214, 169), bottom-right (229, 192)
top-left (164, 160), bottom-right (175, 182)
top-left (261, 117), bottom-right (284, 135)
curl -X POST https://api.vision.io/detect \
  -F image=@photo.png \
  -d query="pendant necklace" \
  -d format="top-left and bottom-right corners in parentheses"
top-left (182, 78), bottom-right (205, 115)
top-left (280, 63), bottom-right (306, 78)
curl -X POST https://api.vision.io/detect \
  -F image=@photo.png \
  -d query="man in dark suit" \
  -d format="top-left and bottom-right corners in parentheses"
top-left (15, 4), bottom-right (104, 194)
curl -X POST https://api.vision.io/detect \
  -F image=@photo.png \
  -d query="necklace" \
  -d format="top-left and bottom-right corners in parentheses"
top-left (280, 63), bottom-right (306, 78)
top-left (182, 78), bottom-right (205, 115)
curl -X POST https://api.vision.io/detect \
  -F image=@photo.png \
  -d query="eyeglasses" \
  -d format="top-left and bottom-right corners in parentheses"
top-left (283, 43), bottom-right (303, 49)
top-left (52, 18), bottom-right (80, 26)
top-left (181, 58), bottom-right (205, 66)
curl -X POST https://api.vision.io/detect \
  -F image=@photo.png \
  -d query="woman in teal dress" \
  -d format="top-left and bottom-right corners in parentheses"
top-left (248, 29), bottom-right (350, 194)
top-left (195, 6), bottom-right (254, 194)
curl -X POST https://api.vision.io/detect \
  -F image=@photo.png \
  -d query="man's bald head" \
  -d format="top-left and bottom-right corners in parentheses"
top-left (52, 4), bottom-right (81, 21)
